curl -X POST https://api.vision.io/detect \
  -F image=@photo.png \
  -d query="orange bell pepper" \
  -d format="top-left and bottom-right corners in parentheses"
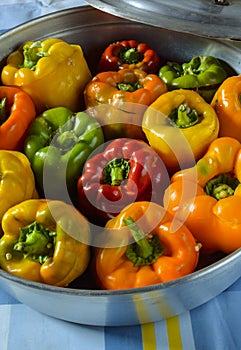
top-left (211, 75), bottom-right (241, 142)
top-left (0, 86), bottom-right (36, 150)
top-left (164, 136), bottom-right (241, 254)
top-left (84, 68), bottom-right (167, 140)
top-left (95, 201), bottom-right (199, 290)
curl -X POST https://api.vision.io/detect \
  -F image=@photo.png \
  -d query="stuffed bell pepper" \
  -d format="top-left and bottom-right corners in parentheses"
top-left (95, 201), bottom-right (200, 290)
top-left (0, 86), bottom-right (36, 150)
top-left (0, 150), bottom-right (38, 226)
top-left (77, 138), bottom-right (169, 226)
top-left (1, 38), bottom-right (92, 113)
top-left (84, 68), bottom-right (167, 140)
top-left (164, 137), bottom-right (241, 254)
top-left (24, 106), bottom-right (104, 202)
top-left (97, 39), bottom-right (160, 73)
top-left (159, 55), bottom-right (228, 102)
top-left (142, 89), bottom-right (219, 173)
top-left (0, 199), bottom-right (91, 286)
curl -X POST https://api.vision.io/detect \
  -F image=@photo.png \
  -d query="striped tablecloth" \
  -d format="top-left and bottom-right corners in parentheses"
top-left (1, 280), bottom-right (241, 350)
top-left (1, 1), bottom-right (241, 349)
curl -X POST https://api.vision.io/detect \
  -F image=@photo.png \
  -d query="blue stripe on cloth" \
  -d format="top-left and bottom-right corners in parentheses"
top-left (7, 304), bottom-right (105, 350)
top-left (0, 3), bottom-right (41, 32)
top-left (191, 291), bottom-right (241, 350)
top-left (105, 325), bottom-right (143, 350)
top-left (178, 312), bottom-right (196, 350)
top-left (154, 321), bottom-right (169, 349)
top-left (0, 287), bottom-right (20, 305)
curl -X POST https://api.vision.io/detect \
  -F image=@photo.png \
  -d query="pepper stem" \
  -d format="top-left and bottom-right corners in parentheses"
top-left (119, 48), bottom-right (142, 64)
top-left (168, 103), bottom-right (199, 128)
top-left (0, 97), bottom-right (7, 125)
top-left (117, 82), bottom-right (142, 92)
top-left (205, 173), bottom-right (240, 200)
top-left (13, 221), bottom-right (56, 264)
top-left (103, 158), bottom-right (130, 186)
top-left (56, 130), bottom-right (78, 151)
top-left (124, 216), bottom-right (164, 266)
top-left (21, 41), bottom-right (47, 70)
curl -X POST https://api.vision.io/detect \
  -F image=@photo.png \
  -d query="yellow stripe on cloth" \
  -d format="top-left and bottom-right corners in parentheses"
top-left (166, 316), bottom-right (182, 350)
top-left (141, 322), bottom-right (157, 350)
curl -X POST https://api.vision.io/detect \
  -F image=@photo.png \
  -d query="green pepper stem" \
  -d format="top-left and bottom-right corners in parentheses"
top-left (124, 216), bottom-right (164, 266)
top-left (55, 130), bottom-right (78, 151)
top-left (21, 41), bottom-right (47, 70)
top-left (103, 158), bottom-right (130, 186)
top-left (124, 216), bottom-right (153, 258)
top-left (14, 221), bottom-right (56, 264)
top-left (168, 103), bottom-right (199, 128)
top-left (117, 82), bottom-right (142, 92)
top-left (205, 173), bottom-right (240, 200)
top-left (119, 48), bottom-right (142, 65)
top-left (0, 97), bottom-right (7, 125)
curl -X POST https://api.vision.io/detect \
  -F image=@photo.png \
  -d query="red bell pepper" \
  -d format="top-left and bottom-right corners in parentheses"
top-left (97, 39), bottom-right (160, 74)
top-left (77, 138), bottom-right (169, 226)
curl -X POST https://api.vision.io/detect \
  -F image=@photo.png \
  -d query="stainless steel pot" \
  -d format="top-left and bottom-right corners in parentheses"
top-left (86, 0), bottom-right (241, 40)
top-left (0, 6), bottom-right (241, 326)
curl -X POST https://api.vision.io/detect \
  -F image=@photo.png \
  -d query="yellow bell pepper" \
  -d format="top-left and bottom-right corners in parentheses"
top-left (142, 89), bottom-right (219, 173)
top-left (0, 150), bottom-right (38, 225)
top-left (0, 199), bottom-right (91, 286)
top-left (1, 38), bottom-right (92, 114)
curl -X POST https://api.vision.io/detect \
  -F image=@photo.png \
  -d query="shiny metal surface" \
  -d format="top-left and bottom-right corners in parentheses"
top-left (1, 6), bottom-right (241, 326)
top-left (86, 0), bottom-right (241, 39)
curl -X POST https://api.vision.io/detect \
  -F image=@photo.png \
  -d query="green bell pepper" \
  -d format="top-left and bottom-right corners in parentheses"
top-left (159, 55), bottom-right (228, 102)
top-left (24, 106), bottom-right (104, 203)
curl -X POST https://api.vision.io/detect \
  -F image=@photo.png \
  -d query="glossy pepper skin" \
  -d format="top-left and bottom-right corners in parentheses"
top-left (84, 68), bottom-right (167, 140)
top-left (164, 137), bottom-right (241, 254)
top-left (1, 38), bottom-right (92, 114)
top-left (0, 150), bottom-right (38, 226)
top-left (0, 86), bottom-right (36, 150)
top-left (24, 106), bottom-right (104, 201)
top-left (95, 201), bottom-right (199, 290)
top-left (77, 138), bottom-right (169, 226)
top-left (211, 75), bottom-right (241, 142)
top-left (97, 39), bottom-right (160, 74)
top-left (0, 199), bottom-right (91, 286)
top-left (142, 89), bottom-right (219, 173)
top-left (159, 55), bottom-right (227, 102)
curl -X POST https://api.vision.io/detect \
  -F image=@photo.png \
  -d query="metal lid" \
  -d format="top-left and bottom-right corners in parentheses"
top-left (86, 0), bottom-right (241, 40)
